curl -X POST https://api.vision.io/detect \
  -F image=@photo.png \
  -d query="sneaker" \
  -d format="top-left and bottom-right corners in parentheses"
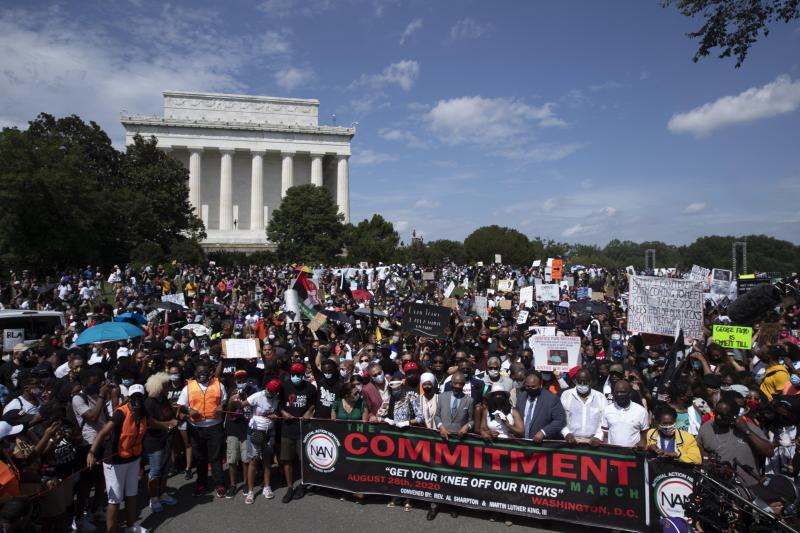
top-left (293, 484), bottom-right (305, 500)
top-left (159, 493), bottom-right (177, 506)
top-left (149, 497), bottom-right (163, 513)
top-left (184, 469), bottom-right (194, 481)
top-left (225, 485), bottom-right (237, 499)
top-left (282, 486), bottom-right (294, 503)
top-left (75, 518), bottom-right (98, 533)
top-left (215, 486), bottom-right (226, 498)
top-left (244, 492), bottom-right (255, 505)
top-left (262, 487), bottom-right (274, 499)
top-left (192, 485), bottom-right (206, 497)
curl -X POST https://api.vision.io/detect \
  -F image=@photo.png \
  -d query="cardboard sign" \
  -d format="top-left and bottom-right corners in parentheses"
top-left (497, 279), bottom-right (514, 293)
top-left (590, 291), bottom-right (605, 302)
top-left (551, 259), bottom-right (563, 281)
top-left (536, 283), bottom-right (560, 302)
top-left (627, 276), bottom-right (703, 339)
top-left (443, 281), bottom-right (455, 298)
top-left (442, 297), bottom-right (459, 311)
top-left (3, 329), bottom-right (23, 352)
top-left (516, 310), bottom-right (529, 325)
top-left (520, 286), bottom-right (534, 309)
top-left (473, 296), bottom-right (488, 321)
top-left (712, 325), bottom-right (752, 350)
top-left (222, 338), bottom-right (261, 359)
top-left (422, 271), bottom-right (435, 281)
top-left (498, 300), bottom-right (512, 310)
top-left (161, 293), bottom-right (187, 308)
top-left (402, 303), bottom-right (451, 338)
top-left (309, 313), bottom-right (327, 333)
top-left (495, 254), bottom-right (502, 264)
top-left (530, 335), bottom-right (580, 372)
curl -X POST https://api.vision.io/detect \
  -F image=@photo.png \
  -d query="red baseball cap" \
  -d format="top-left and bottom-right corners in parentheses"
top-left (266, 378), bottom-right (282, 394)
top-left (290, 363), bottom-right (305, 374)
top-left (403, 361), bottom-right (419, 373)
top-left (567, 366), bottom-right (582, 381)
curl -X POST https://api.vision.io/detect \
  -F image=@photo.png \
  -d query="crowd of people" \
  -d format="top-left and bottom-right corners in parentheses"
top-left (0, 261), bottom-right (798, 532)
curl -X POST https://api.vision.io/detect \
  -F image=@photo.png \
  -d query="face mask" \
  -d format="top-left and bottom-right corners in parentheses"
top-left (422, 386), bottom-right (434, 398)
top-left (30, 387), bottom-right (43, 397)
top-left (738, 407), bottom-right (745, 417)
top-left (747, 399), bottom-right (759, 411)
top-left (488, 369), bottom-right (500, 379)
top-left (197, 374), bottom-right (209, 384)
top-left (576, 384), bottom-right (590, 395)
top-left (358, 362), bottom-right (369, 371)
top-left (791, 375), bottom-right (800, 387)
top-left (611, 334), bottom-right (621, 341)
top-left (339, 368), bottom-right (348, 377)
top-left (323, 372), bottom-right (334, 380)
top-left (406, 375), bottom-right (420, 387)
top-left (659, 424), bottom-right (676, 437)
top-left (170, 374), bottom-right (180, 382)
top-left (526, 388), bottom-right (541, 398)
top-left (268, 334), bottom-right (275, 340)
top-left (391, 336), bottom-right (399, 343)
top-left (371, 373), bottom-right (384, 385)
top-left (390, 388), bottom-right (403, 399)
top-left (237, 383), bottom-right (247, 391)
top-left (122, 379), bottom-right (134, 387)
top-left (646, 358), bottom-right (655, 367)
top-left (615, 394), bottom-right (631, 408)
top-left (291, 376), bottom-right (302, 385)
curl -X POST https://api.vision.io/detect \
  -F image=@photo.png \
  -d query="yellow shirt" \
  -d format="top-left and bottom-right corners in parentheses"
top-left (760, 364), bottom-right (790, 401)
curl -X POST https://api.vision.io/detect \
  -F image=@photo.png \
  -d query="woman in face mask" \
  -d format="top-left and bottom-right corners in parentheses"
top-left (419, 373), bottom-right (438, 430)
top-left (480, 385), bottom-right (523, 440)
top-left (645, 405), bottom-right (701, 464)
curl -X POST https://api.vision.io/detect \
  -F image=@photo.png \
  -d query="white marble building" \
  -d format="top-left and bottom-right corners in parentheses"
top-left (121, 91), bottom-right (355, 251)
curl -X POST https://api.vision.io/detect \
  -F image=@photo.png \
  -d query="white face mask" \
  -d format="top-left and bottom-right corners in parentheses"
top-left (576, 384), bottom-right (591, 395)
top-left (488, 369), bottom-right (500, 379)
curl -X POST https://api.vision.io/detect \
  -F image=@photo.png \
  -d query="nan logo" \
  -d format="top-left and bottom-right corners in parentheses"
top-left (303, 430), bottom-right (340, 473)
top-left (654, 473), bottom-right (693, 518)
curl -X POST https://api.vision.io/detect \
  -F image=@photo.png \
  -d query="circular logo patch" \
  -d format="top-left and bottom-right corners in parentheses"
top-left (655, 477), bottom-right (693, 518)
top-left (304, 430), bottom-right (340, 473)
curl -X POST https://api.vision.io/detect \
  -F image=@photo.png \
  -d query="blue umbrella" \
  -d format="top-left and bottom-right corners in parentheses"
top-left (75, 322), bottom-right (145, 346)
top-left (114, 312), bottom-right (147, 325)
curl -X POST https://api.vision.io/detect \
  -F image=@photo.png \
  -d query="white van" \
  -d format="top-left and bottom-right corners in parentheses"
top-left (0, 310), bottom-right (66, 351)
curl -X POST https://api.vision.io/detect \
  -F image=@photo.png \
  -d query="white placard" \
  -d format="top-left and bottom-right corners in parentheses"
top-left (625, 265), bottom-right (636, 276)
top-left (531, 335), bottom-right (580, 372)
top-left (627, 276), bottom-right (704, 339)
top-left (687, 265), bottom-right (710, 286)
top-left (536, 283), bottom-right (560, 302)
top-left (520, 286), bottom-right (534, 309)
top-left (474, 295), bottom-right (488, 321)
top-left (497, 279), bottom-right (514, 292)
top-left (516, 310), bottom-right (529, 325)
top-left (444, 281), bottom-right (455, 298)
top-left (710, 269), bottom-right (733, 298)
top-left (494, 254), bottom-right (502, 264)
top-left (532, 260), bottom-right (541, 268)
top-left (161, 293), bottom-right (187, 308)
top-left (222, 338), bottom-right (261, 359)
top-left (3, 329), bottom-right (24, 352)
top-left (530, 326), bottom-right (556, 336)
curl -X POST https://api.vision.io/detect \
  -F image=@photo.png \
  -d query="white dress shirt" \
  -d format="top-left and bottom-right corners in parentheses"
top-left (560, 387), bottom-right (606, 440)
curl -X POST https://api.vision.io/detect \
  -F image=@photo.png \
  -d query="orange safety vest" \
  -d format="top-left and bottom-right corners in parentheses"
top-left (114, 403), bottom-right (147, 459)
top-left (187, 378), bottom-right (222, 420)
top-left (0, 459), bottom-right (20, 499)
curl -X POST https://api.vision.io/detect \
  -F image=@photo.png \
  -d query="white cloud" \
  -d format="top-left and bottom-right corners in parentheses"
top-left (426, 96), bottom-right (562, 145)
top-left (349, 92), bottom-right (390, 114)
top-left (257, 0), bottom-right (332, 17)
top-left (563, 224), bottom-right (595, 237)
top-left (668, 75), bottom-right (800, 137)
top-left (449, 18), bottom-right (491, 41)
top-left (399, 18), bottom-right (423, 45)
top-left (494, 143), bottom-right (581, 162)
top-left (407, 102), bottom-right (430, 112)
top-left (684, 202), bottom-right (706, 214)
top-left (580, 179), bottom-right (593, 190)
top-left (542, 198), bottom-right (559, 212)
top-left (352, 149), bottom-right (398, 166)
top-left (274, 66), bottom-right (314, 91)
top-left (352, 60), bottom-right (420, 91)
top-left (261, 31), bottom-right (291, 55)
top-left (600, 206), bottom-right (618, 217)
top-left (414, 198), bottom-right (440, 209)
top-left (257, 0), bottom-right (296, 17)
top-left (394, 220), bottom-right (410, 233)
top-left (378, 128), bottom-right (427, 148)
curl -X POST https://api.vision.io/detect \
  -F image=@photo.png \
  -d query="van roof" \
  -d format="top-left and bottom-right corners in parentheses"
top-left (0, 310), bottom-right (65, 317)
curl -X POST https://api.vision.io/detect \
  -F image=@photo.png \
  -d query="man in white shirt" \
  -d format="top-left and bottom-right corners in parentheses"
top-left (561, 369), bottom-right (605, 445)
top-left (601, 379), bottom-right (648, 448)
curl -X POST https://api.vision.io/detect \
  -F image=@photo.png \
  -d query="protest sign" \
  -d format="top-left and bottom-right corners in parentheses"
top-left (161, 293), bottom-right (187, 308)
top-left (551, 259), bottom-right (563, 281)
top-left (497, 279), bottom-right (514, 292)
top-left (402, 303), bottom-right (451, 338)
top-left (536, 284), bottom-right (560, 302)
top-left (301, 419), bottom-right (648, 532)
top-left (627, 276), bottom-right (703, 339)
top-left (529, 326), bottom-right (556, 336)
top-left (590, 291), bottom-right (606, 302)
top-left (710, 269), bottom-right (732, 298)
top-left (577, 287), bottom-right (591, 300)
top-left (736, 277), bottom-right (770, 296)
top-left (498, 300), bottom-right (512, 310)
top-left (3, 329), bottom-right (23, 352)
top-left (687, 265), bottom-right (710, 287)
top-left (494, 254), bottom-right (502, 264)
top-left (532, 260), bottom-right (541, 268)
top-left (520, 286), bottom-right (534, 308)
top-left (473, 296), bottom-right (488, 321)
top-left (442, 298), bottom-right (459, 311)
top-left (222, 338), bottom-right (260, 359)
top-left (530, 335), bottom-right (580, 371)
top-left (443, 281), bottom-right (455, 298)
top-left (422, 271), bottom-right (435, 281)
top-left (309, 313), bottom-right (327, 333)
top-left (517, 310), bottom-right (529, 325)
top-left (712, 325), bottom-right (752, 350)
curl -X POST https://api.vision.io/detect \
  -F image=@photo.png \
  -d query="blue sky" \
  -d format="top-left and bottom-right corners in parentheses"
top-left (1, 0), bottom-right (798, 245)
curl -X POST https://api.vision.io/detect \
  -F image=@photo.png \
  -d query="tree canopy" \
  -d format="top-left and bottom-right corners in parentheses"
top-left (267, 184), bottom-right (345, 263)
top-left (344, 214), bottom-right (399, 265)
top-left (463, 225), bottom-right (533, 265)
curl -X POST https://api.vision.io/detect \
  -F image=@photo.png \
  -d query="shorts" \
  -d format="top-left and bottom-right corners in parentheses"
top-left (226, 435), bottom-right (249, 465)
top-left (279, 436), bottom-right (300, 464)
top-left (103, 458), bottom-right (141, 504)
top-left (178, 421), bottom-right (188, 432)
top-left (146, 447), bottom-right (171, 481)
top-left (39, 475), bottom-right (76, 518)
top-left (247, 428), bottom-right (275, 462)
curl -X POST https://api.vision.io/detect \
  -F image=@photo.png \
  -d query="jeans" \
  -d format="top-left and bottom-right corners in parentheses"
top-left (188, 423), bottom-right (224, 488)
top-left (146, 446), bottom-right (171, 481)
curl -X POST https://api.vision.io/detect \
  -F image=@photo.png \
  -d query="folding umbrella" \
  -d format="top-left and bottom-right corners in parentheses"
top-left (75, 322), bottom-right (145, 345)
top-left (114, 312), bottom-right (147, 325)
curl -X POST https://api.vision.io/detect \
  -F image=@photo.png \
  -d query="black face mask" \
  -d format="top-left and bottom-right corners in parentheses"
top-left (615, 394), bottom-right (631, 407)
top-left (422, 386), bottom-right (435, 398)
top-left (406, 375), bottom-right (420, 387)
top-left (526, 388), bottom-right (541, 399)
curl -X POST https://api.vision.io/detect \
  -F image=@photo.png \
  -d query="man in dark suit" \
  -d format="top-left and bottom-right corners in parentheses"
top-left (428, 372), bottom-right (474, 520)
top-left (515, 371), bottom-right (566, 443)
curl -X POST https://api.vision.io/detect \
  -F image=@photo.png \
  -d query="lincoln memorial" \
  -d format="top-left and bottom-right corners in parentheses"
top-left (121, 91), bottom-right (355, 251)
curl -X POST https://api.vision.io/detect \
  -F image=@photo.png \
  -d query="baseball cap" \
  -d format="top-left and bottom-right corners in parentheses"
top-left (0, 421), bottom-right (24, 440)
top-left (567, 366), bottom-right (582, 381)
top-left (233, 370), bottom-right (248, 379)
top-left (402, 361), bottom-right (419, 373)
top-left (290, 363), bottom-right (305, 374)
top-left (266, 379), bottom-right (282, 394)
top-left (128, 384), bottom-right (145, 396)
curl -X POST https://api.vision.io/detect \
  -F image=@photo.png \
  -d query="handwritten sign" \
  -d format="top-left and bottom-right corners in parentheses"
top-left (551, 259), bottom-right (563, 281)
top-left (495, 254), bottom-right (502, 264)
top-left (627, 276), bottom-right (703, 339)
top-left (517, 310), bottom-right (529, 325)
top-left (712, 325), bottom-right (752, 350)
top-left (498, 300), bottom-right (512, 310)
top-left (473, 296), bottom-right (488, 321)
top-left (536, 283), bottom-right (560, 302)
top-left (3, 329), bottom-right (23, 352)
top-left (402, 303), bottom-right (451, 338)
top-left (222, 338), bottom-right (261, 359)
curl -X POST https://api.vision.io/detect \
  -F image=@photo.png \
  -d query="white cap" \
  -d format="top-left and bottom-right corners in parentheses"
top-left (117, 347), bottom-right (129, 358)
top-left (88, 352), bottom-right (104, 365)
top-left (490, 383), bottom-right (508, 394)
top-left (0, 421), bottom-right (24, 440)
top-left (128, 384), bottom-right (145, 396)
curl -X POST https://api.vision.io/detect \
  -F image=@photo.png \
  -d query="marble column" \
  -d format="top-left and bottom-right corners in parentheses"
top-left (310, 153), bottom-right (324, 187)
top-left (219, 149), bottom-right (234, 230)
top-left (188, 149), bottom-right (202, 216)
top-left (281, 151), bottom-right (294, 198)
top-left (336, 155), bottom-right (350, 223)
top-left (250, 150), bottom-right (265, 231)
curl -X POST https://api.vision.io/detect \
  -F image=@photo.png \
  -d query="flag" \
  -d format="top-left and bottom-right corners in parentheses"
top-left (655, 328), bottom-right (687, 401)
top-left (292, 272), bottom-right (319, 307)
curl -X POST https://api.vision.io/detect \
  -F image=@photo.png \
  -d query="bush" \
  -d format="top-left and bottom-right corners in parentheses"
top-left (170, 239), bottom-right (205, 265)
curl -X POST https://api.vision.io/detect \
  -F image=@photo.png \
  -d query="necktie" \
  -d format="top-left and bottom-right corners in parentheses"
top-left (451, 394), bottom-right (458, 417)
top-left (524, 396), bottom-right (535, 438)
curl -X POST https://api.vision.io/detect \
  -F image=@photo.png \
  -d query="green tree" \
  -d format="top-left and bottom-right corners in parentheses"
top-left (118, 135), bottom-right (206, 252)
top-left (345, 214), bottom-right (399, 264)
top-left (426, 239), bottom-right (466, 264)
top-left (664, 0), bottom-right (799, 67)
top-left (267, 184), bottom-right (345, 263)
top-left (463, 225), bottom-right (532, 265)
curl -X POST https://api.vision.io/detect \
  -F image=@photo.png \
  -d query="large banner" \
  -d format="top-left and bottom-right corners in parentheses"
top-left (301, 420), bottom-right (649, 532)
top-left (627, 276), bottom-right (703, 339)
